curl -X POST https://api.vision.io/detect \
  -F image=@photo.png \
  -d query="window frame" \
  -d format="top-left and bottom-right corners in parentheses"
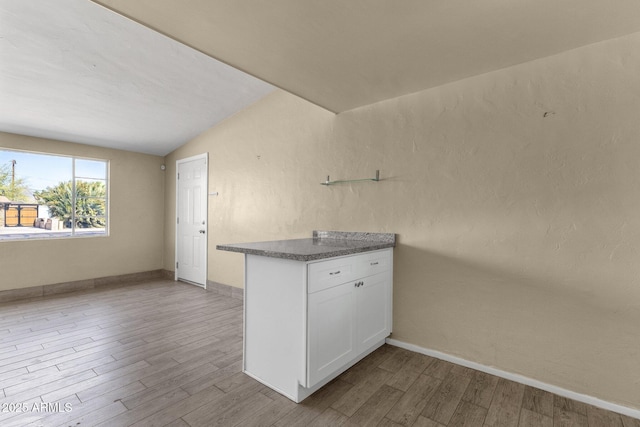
top-left (0, 147), bottom-right (110, 242)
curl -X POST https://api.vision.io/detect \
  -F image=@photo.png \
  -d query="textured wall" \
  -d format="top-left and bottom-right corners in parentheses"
top-left (0, 132), bottom-right (165, 290)
top-left (164, 33), bottom-right (640, 409)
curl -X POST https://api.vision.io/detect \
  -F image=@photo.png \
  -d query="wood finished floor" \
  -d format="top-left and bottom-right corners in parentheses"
top-left (0, 280), bottom-right (637, 427)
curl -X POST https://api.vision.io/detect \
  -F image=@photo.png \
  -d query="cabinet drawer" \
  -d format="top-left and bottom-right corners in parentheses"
top-left (353, 249), bottom-right (391, 278)
top-left (307, 249), bottom-right (392, 294)
top-left (308, 257), bottom-right (355, 294)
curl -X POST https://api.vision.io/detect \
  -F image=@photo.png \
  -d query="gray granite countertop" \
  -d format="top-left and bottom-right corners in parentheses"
top-left (216, 231), bottom-right (395, 261)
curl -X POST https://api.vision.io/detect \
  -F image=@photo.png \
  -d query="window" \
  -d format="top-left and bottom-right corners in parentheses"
top-left (0, 148), bottom-right (109, 240)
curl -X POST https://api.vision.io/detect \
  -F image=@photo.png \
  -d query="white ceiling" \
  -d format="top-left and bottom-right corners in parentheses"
top-left (94, 0), bottom-right (640, 113)
top-left (3, 1), bottom-right (640, 156)
top-left (0, 0), bottom-right (274, 156)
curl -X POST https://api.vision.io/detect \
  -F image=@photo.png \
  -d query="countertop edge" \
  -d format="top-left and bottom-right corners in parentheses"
top-left (216, 241), bottom-right (395, 262)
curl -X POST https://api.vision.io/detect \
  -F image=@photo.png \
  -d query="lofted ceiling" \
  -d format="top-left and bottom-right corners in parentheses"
top-left (91, 0), bottom-right (640, 113)
top-left (2, 1), bottom-right (640, 156)
top-left (0, 0), bottom-right (273, 156)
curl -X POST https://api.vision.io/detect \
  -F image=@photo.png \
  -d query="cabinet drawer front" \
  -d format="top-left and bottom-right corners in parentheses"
top-left (308, 249), bottom-right (392, 294)
top-left (354, 249), bottom-right (392, 278)
top-left (308, 258), bottom-right (355, 293)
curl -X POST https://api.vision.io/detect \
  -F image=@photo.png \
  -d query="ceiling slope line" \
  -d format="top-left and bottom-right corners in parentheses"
top-left (88, 0), bottom-right (339, 116)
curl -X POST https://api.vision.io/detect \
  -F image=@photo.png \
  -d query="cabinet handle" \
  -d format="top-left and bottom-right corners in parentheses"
top-left (329, 270), bottom-right (341, 276)
top-left (370, 262), bottom-right (379, 266)
top-left (354, 281), bottom-right (364, 287)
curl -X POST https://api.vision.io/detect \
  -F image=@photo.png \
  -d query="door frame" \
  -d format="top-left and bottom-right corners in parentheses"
top-left (175, 153), bottom-right (209, 288)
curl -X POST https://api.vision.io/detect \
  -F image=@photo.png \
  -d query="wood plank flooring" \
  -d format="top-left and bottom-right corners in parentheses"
top-left (0, 280), bottom-right (637, 427)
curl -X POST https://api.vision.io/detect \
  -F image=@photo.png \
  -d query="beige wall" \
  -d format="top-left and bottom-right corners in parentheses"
top-left (0, 132), bottom-right (165, 291)
top-left (165, 33), bottom-right (640, 410)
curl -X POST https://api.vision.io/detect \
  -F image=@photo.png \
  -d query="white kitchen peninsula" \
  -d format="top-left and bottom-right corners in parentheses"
top-left (216, 230), bottom-right (395, 403)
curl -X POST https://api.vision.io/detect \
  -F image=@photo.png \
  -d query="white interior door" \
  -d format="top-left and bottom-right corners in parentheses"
top-left (176, 154), bottom-right (208, 287)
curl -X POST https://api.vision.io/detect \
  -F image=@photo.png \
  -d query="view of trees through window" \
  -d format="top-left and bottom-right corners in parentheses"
top-left (0, 149), bottom-right (108, 240)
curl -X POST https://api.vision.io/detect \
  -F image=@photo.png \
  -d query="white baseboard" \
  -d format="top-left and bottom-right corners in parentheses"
top-left (386, 338), bottom-right (640, 420)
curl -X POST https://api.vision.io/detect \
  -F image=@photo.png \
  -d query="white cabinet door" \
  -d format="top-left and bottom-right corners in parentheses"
top-left (307, 281), bottom-right (357, 387)
top-left (356, 272), bottom-right (391, 353)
